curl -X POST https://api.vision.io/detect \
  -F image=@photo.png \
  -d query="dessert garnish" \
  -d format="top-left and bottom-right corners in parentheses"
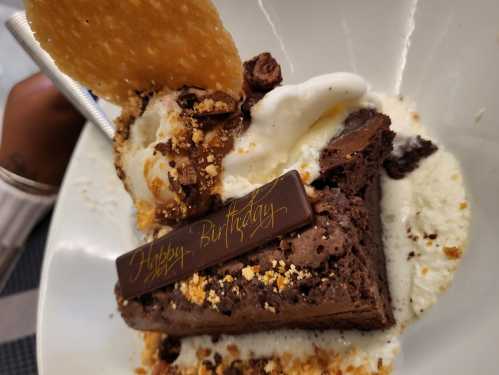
top-left (116, 170), bottom-right (313, 299)
top-left (26, 0), bottom-right (243, 104)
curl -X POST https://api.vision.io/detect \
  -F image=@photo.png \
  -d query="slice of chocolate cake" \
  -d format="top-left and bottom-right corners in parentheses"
top-left (115, 108), bottom-right (395, 336)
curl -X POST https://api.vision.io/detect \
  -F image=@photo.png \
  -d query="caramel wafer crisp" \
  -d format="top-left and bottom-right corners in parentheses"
top-left (26, 0), bottom-right (243, 104)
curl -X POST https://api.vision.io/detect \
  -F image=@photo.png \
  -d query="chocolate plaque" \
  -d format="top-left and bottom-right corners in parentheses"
top-left (116, 170), bottom-right (314, 299)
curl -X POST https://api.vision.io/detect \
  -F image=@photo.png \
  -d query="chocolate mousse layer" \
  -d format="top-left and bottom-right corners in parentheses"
top-left (116, 109), bottom-right (395, 336)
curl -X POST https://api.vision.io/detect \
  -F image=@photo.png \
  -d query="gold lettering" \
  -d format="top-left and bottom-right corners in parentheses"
top-left (199, 221), bottom-right (213, 248)
top-left (128, 177), bottom-right (295, 288)
top-left (188, 177), bottom-right (291, 250)
top-left (129, 249), bottom-right (145, 283)
top-left (129, 241), bottom-right (192, 285)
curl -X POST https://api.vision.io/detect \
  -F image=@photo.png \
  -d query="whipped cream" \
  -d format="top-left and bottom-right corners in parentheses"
top-left (222, 72), bottom-right (379, 199)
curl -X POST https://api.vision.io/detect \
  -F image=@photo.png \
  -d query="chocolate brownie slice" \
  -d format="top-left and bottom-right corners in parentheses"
top-left (115, 109), bottom-right (395, 336)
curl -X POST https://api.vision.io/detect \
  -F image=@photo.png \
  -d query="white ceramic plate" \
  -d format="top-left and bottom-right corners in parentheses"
top-left (37, 0), bottom-right (499, 373)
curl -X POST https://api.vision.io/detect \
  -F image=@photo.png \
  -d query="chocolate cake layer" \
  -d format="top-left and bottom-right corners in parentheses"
top-left (115, 109), bottom-right (395, 336)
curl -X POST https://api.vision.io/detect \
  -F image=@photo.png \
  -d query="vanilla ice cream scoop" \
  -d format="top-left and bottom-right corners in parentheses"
top-left (222, 72), bottom-right (379, 199)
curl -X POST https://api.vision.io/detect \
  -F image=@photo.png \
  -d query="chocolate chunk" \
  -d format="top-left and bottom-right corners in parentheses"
top-left (222, 112), bottom-right (245, 130)
top-left (243, 52), bottom-right (282, 92)
top-left (342, 108), bottom-right (379, 133)
top-left (383, 135), bottom-right (438, 179)
top-left (159, 336), bottom-right (181, 363)
top-left (177, 163), bottom-right (198, 186)
top-left (193, 91), bottom-right (238, 117)
top-left (224, 360), bottom-right (243, 375)
top-left (167, 171), bottom-right (182, 195)
top-left (316, 109), bottom-right (394, 195)
top-left (241, 92), bottom-right (265, 118)
top-left (116, 171), bottom-right (314, 299)
top-left (177, 91), bottom-right (198, 110)
top-left (214, 352), bottom-right (222, 365)
top-left (154, 140), bottom-right (172, 156)
top-left (202, 359), bottom-right (216, 371)
top-left (240, 53), bottom-right (283, 121)
top-left (248, 358), bottom-right (270, 372)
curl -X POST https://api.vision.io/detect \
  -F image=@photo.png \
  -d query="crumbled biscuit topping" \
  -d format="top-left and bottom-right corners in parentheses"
top-left (194, 98), bottom-right (230, 113)
top-left (179, 273), bottom-right (207, 305)
top-left (145, 337), bottom-right (393, 375)
top-left (241, 266), bottom-right (256, 281)
top-left (443, 246), bottom-right (461, 260)
top-left (204, 164), bottom-right (218, 177)
top-left (207, 290), bottom-right (221, 309)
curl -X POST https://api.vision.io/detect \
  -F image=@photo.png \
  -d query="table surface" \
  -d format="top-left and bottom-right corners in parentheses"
top-left (0, 2), bottom-right (45, 374)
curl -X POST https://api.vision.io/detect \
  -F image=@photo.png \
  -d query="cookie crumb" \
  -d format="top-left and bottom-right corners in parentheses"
top-left (205, 164), bottom-right (218, 177)
top-left (223, 274), bottom-right (234, 283)
top-left (192, 128), bottom-right (204, 143)
top-left (242, 266), bottom-right (255, 281)
top-left (443, 246), bottom-right (461, 260)
top-left (226, 344), bottom-right (240, 358)
top-left (207, 289), bottom-right (221, 308)
top-left (180, 273), bottom-right (207, 305)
